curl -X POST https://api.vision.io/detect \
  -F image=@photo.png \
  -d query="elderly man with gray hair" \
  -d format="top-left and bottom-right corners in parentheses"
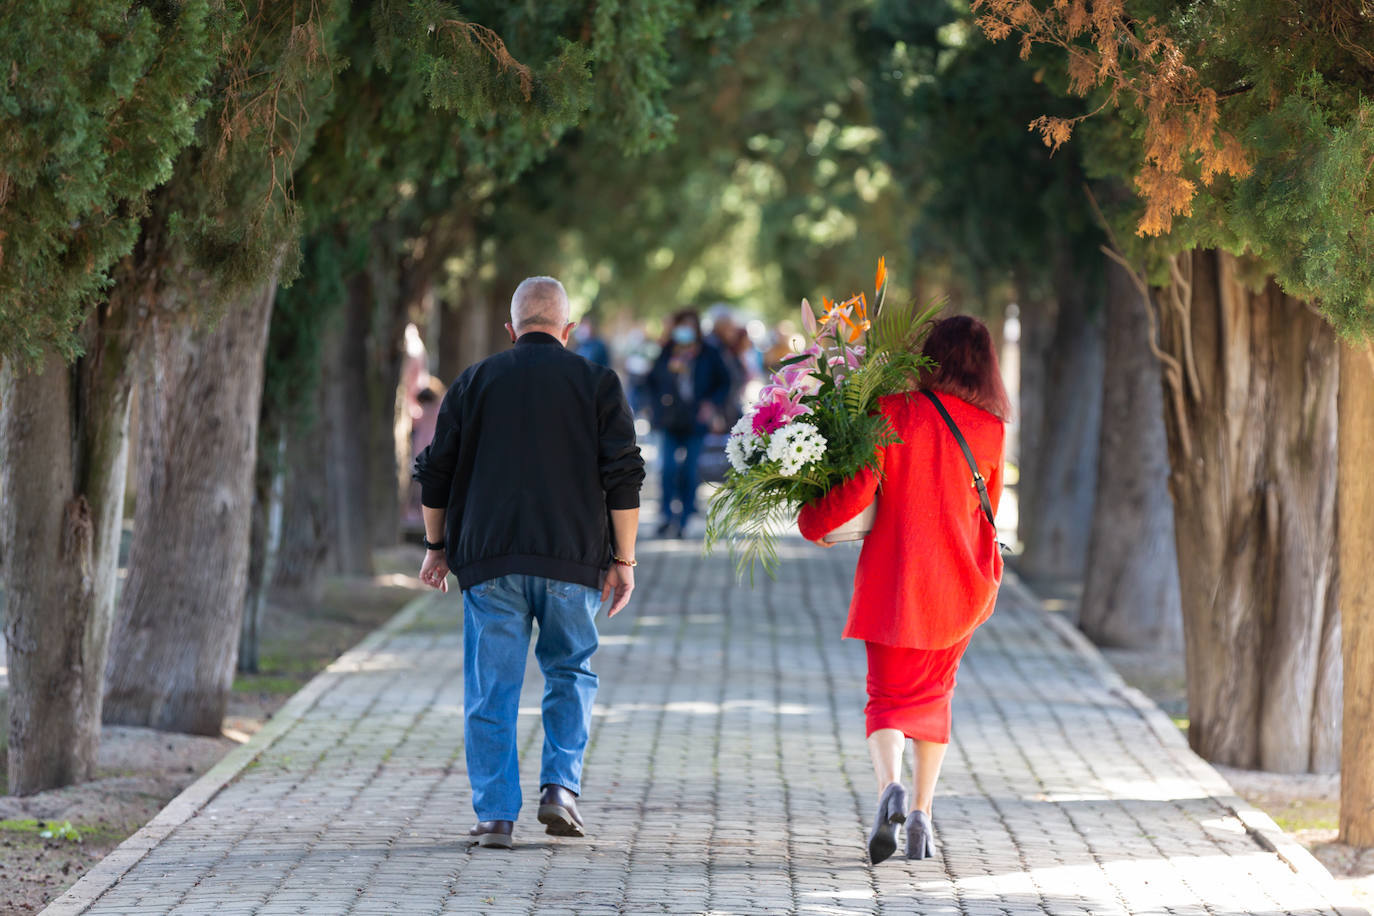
top-left (412, 276), bottom-right (644, 849)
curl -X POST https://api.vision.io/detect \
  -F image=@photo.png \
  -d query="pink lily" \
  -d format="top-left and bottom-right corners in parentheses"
top-left (751, 386), bottom-right (812, 436)
top-left (800, 298), bottom-right (819, 338)
top-left (778, 362), bottom-right (821, 396)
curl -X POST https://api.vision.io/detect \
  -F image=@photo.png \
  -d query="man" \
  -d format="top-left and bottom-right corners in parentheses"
top-left (412, 276), bottom-right (644, 849)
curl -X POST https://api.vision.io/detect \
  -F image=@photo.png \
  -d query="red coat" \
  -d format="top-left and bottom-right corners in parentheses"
top-left (797, 390), bottom-right (1006, 650)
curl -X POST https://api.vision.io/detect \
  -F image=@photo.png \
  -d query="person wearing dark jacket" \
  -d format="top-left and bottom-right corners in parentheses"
top-left (412, 276), bottom-right (644, 850)
top-left (647, 309), bottom-right (732, 537)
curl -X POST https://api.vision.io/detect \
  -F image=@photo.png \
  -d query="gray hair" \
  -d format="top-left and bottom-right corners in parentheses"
top-left (510, 276), bottom-right (570, 332)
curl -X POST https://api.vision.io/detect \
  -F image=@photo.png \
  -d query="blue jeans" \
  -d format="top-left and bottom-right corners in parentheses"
top-left (660, 429), bottom-right (704, 526)
top-left (462, 574), bottom-right (600, 822)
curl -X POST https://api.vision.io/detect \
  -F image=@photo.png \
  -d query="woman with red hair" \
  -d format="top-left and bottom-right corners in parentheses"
top-left (798, 315), bottom-right (1011, 864)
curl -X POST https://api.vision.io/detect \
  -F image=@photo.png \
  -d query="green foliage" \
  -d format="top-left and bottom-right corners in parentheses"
top-left (267, 1), bottom-right (739, 432)
top-left (863, 0), bottom-right (1102, 307)
top-left (0, 0), bottom-right (217, 363)
top-left (483, 0), bottom-right (904, 324)
top-left (1224, 87), bottom-right (1374, 337)
top-left (259, 232), bottom-right (363, 440)
top-left (144, 0), bottom-right (347, 309)
top-left (1020, 0), bottom-right (1374, 334)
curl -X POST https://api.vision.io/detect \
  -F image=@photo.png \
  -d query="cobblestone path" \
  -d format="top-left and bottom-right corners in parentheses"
top-left (45, 540), bottom-right (1365, 915)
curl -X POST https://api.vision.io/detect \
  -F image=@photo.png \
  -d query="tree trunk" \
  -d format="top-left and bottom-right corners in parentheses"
top-left (320, 270), bottom-right (377, 576)
top-left (1079, 259), bottom-right (1182, 649)
top-left (104, 272), bottom-right (279, 734)
top-left (0, 304), bottom-right (136, 793)
top-left (270, 420), bottom-right (331, 598)
top-left (1015, 264), bottom-right (1105, 584)
top-left (239, 435), bottom-right (284, 673)
top-left (1160, 248), bottom-right (1340, 773)
top-left (1339, 340), bottom-right (1374, 841)
top-left (362, 247), bottom-right (409, 552)
top-left (437, 295), bottom-right (467, 386)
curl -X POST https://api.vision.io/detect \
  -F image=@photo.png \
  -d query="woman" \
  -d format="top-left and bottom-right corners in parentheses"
top-left (648, 309), bottom-right (731, 537)
top-left (797, 315), bottom-right (1011, 864)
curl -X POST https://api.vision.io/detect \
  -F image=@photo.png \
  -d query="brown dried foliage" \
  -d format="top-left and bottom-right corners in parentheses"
top-left (972, 0), bottom-right (1252, 236)
top-left (216, 1), bottom-right (333, 217)
top-left (433, 19), bottom-right (534, 100)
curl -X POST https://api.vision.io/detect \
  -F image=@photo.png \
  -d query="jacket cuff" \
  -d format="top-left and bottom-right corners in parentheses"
top-left (606, 487), bottom-right (641, 511)
top-left (420, 485), bottom-right (450, 510)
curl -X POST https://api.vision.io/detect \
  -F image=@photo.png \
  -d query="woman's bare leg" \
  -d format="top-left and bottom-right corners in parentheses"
top-left (867, 728), bottom-right (906, 793)
top-left (911, 740), bottom-right (948, 815)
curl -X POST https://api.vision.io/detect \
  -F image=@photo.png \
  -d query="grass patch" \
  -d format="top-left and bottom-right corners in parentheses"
top-left (1268, 799), bottom-right (1340, 833)
top-left (232, 675), bottom-right (303, 696)
top-left (231, 576), bottom-right (423, 701)
top-left (0, 818), bottom-right (128, 847)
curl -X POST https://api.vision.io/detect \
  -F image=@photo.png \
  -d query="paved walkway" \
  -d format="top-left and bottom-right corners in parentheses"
top-left (45, 540), bottom-right (1366, 915)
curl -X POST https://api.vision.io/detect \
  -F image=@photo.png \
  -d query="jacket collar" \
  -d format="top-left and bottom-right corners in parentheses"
top-left (515, 331), bottom-right (564, 348)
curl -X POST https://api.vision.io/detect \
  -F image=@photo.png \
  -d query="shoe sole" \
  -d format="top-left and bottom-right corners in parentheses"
top-left (537, 804), bottom-right (586, 837)
top-left (869, 812), bottom-right (906, 864)
top-left (474, 832), bottom-right (513, 849)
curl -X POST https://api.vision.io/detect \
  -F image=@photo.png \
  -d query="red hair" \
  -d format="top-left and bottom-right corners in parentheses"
top-left (918, 316), bottom-right (1013, 422)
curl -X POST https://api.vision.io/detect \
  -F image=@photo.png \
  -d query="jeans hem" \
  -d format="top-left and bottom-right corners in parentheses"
top-left (539, 779), bottom-right (582, 795)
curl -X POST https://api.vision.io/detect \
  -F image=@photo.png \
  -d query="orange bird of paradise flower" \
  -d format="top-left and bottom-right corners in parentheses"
top-left (874, 256), bottom-right (887, 294)
top-left (823, 291), bottom-right (871, 343)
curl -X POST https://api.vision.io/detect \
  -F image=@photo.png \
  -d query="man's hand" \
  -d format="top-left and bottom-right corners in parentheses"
top-left (601, 563), bottom-right (635, 617)
top-left (420, 549), bottom-right (450, 592)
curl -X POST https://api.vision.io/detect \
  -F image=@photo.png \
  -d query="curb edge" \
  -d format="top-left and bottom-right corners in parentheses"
top-left (38, 589), bottom-right (440, 916)
top-left (1003, 572), bottom-right (1369, 916)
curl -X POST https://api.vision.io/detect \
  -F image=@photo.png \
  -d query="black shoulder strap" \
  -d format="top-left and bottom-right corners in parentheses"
top-left (921, 390), bottom-right (996, 529)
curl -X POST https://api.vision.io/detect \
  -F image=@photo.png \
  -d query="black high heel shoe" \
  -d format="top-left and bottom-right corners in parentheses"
top-left (906, 809), bottom-right (935, 860)
top-left (867, 783), bottom-right (909, 864)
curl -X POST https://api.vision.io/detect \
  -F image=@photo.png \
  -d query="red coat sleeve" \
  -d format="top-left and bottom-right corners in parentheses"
top-left (797, 450), bottom-right (884, 543)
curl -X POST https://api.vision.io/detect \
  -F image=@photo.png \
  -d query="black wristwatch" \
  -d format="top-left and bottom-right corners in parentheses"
top-left (422, 536), bottom-right (445, 551)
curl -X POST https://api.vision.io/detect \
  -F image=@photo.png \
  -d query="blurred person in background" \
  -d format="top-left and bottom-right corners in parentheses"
top-left (648, 308), bottom-right (731, 538)
top-left (704, 303), bottom-right (746, 426)
top-left (621, 325), bottom-right (657, 420)
top-left (764, 319), bottom-right (803, 372)
top-left (406, 377), bottom-right (448, 527)
top-left (573, 312), bottom-right (611, 367)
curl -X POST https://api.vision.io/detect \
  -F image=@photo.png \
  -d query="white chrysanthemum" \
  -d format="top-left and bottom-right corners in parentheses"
top-left (726, 416), bottom-right (765, 473)
top-left (766, 422), bottom-right (827, 476)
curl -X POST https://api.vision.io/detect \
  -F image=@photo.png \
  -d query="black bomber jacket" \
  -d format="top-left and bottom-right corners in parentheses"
top-left (412, 332), bottom-right (645, 591)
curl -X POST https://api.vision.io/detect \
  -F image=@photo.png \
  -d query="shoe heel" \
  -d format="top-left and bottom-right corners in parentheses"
top-left (538, 804), bottom-right (585, 837)
top-left (868, 783), bottom-right (909, 865)
top-left (906, 810), bottom-right (935, 860)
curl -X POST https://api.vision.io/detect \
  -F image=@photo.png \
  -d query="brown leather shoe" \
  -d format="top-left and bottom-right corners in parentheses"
top-left (537, 784), bottom-right (586, 837)
top-left (468, 820), bottom-right (514, 848)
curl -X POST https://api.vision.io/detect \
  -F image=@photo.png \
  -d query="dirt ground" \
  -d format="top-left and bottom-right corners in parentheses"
top-left (1100, 645), bottom-right (1374, 907)
top-left (0, 546), bottom-right (428, 914)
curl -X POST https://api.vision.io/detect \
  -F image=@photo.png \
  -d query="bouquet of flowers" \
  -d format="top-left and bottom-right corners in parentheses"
top-left (704, 258), bottom-right (937, 579)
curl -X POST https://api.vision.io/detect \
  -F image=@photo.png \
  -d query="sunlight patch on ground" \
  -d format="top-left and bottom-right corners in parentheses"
top-left (221, 725), bottom-right (253, 744)
top-left (328, 652), bottom-right (418, 674)
top-left (371, 573), bottom-right (422, 587)
top-left (587, 698), bottom-right (818, 719)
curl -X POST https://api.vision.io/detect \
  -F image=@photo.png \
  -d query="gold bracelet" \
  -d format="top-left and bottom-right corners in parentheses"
top-left (612, 555), bottom-right (638, 567)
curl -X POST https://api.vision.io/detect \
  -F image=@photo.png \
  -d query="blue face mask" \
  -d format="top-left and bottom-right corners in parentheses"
top-left (672, 326), bottom-right (697, 346)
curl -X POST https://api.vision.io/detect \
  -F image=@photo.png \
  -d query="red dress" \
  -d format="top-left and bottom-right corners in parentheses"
top-left (797, 390), bottom-right (1005, 741)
